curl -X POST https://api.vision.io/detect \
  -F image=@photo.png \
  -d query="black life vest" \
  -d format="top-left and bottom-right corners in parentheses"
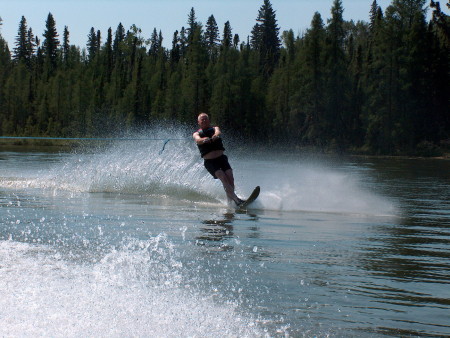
top-left (196, 127), bottom-right (225, 157)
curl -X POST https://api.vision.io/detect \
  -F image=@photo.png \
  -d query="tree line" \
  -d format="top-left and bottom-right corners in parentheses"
top-left (0, 0), bottom-right (448, 155)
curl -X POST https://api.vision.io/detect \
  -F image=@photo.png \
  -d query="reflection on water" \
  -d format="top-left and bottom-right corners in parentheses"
top-left (197, 211), bottom-right (260, 245)
top-left (199, 212), bottom-right (235, 244)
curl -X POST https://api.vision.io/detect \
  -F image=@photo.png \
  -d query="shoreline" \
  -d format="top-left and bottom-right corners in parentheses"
top-left (1, 140), bottom-right (448, 160)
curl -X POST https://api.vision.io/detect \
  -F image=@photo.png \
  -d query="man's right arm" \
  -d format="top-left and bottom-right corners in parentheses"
top-left (193, 131), bottom-right (211, 145)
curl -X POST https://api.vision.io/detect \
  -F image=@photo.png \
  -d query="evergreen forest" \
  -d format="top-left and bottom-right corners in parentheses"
top-left (0, 0), bottom-right (449, 155)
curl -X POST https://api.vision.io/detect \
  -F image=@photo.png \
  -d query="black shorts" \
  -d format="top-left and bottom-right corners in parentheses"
top-left (204, 155), bottom-right (232, 179)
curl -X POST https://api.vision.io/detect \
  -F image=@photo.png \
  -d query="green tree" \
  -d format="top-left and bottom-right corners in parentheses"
top-left (233, 34), bottom-right (240, 48)
top-left (291, 12), bottom-right (327, 144)
top-left (0, 29), bottom-right (12, 134)
top-left (148, 46), bottom-right (167, 119)
top-left (266, 29), bottom-right (296, 138)
top-left (106, 23), bottom-right (127, 112)
top-left (104, 27), bottom-right (113, 81)
top-left (62, 26), bottom-right (70, 64)
top-left (181, 23), bottom-right (208, 120)
top-left (42, 13), bottom-right (59, 74)
top-left (205, 15), bottom-right (220, 60)
top-left (169, 30), bottom-right (181, 67)
top-left (113, 22), bottom-right (125, 62)
top-left (364, 0), bottom-right (430, 153)
top-left (87, 27), bottom-right (98, 61)
top-left (13, 16), bottom-right (34, 68)
top-left (250, 0), bottom-right (281, 77)
top-left (430, 0), bottom-right (450, 46)
top-left (323, 0), bottom-right (351, 146)
top-left (428, 0), bottom-right (450, 142)
top-left (3, 63), bottom-right (33, 134)
top-left (187, 7), bottom-right (199, 44)
top-left (210, 31), bottom-right (241, 127)
top-left (0, 3), bottom-right (447, 152)
top-left (164, 61), bottom-right (183, 120)
top-left (179, 27), bottom-right (188, 57)
top-left (222, 21), bottom-right (233, 49)
top-left (405, 9), bottom-right (430, 146)
top-left (148, 28), bottom-right (163, 59)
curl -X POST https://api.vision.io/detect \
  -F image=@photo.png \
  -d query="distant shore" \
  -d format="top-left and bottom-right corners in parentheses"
top-left (1, 138), bottom-right (448, 160)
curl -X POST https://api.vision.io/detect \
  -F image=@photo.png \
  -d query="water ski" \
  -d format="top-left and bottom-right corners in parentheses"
top-left (238, 186), bottom-right (260, 209)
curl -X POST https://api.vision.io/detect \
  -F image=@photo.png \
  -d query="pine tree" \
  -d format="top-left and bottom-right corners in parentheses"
top-left (62, 26), bottom-right (69, 64)
top-left (3, 62), bottom-right (33, 134)
top-left (148, 43), bottom-right (167, 119)
top-left (170, 30), bottom-right (180, 66)
top-left (250, 0), bottom-right (281, 77)
top-left (222, 21), bottom-right (232, 49)
top-left (113, 23), bottom-right (125, 62)
top-left (205, 15), bottom-right (220, 59)
top-left (42, 13), bottom-right (59, 73)
top-left (266, 29), bottom-right (295, 136)
top-left (149, 28), bottom-right (160, 58)
top-left (104, 27), bottom-right (113, 80)
top-left (250, 16), bottom-right (263, 49)
top-left (233, 34), bottom-right (240, 48)
top-left (292, 12), bottom-right (326, 144)
top-left (164, 60), bottom-right (183, 120)
top-left (33, 33), bottom-right (44, 79)
top-left (182, 24), bottom-right (208, 120)
top-left (366, 1), bottom-right (382, 82)
top-left (364, 0), bottom-right (429, 153)
top-left (430, 0), bottom-right (450, 46)
top-left (87, 27), bottom-right (98, 61)
top-left (97, 30), bottom-right (101, 49)
top-left (323, 0), bottom-right (351, 146)
top-left (14, 16), bottom-right (31, 65)
top-left (389, 0), bottom-right (427, 150)
top-left (26, 28), bottom-right (35, 65)
top-left (369, 0), bottom-right (379, 33)
top-left (158, 31), bottom-right (163, 53)
top-left (0, 30), bottom-right (12, 134)
top-left (187, 7), bottom-right (198, 44)
top-left (205, 15), bottom-right (219, 45)
top-left (428, 1), bottom-right (450, 143)
top-left (179, 27), bottom-right (188, 57)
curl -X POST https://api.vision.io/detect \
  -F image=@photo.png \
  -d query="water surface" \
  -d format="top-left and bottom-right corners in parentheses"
top-left (1, 139), bottom-right (449, 337)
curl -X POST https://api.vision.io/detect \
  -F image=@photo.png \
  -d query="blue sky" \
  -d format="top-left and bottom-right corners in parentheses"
top-left (0, 0), bottom-right (441, 49)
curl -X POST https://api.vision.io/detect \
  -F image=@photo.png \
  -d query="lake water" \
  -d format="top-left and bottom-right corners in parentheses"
top-left (1, 135), bottom-right (449, 337)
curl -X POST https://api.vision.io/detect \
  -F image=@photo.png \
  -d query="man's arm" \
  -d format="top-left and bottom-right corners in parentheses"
top-left (193, 131), bottom-right (211, 145)
top-left (211, 126), bottom-right (221, 140)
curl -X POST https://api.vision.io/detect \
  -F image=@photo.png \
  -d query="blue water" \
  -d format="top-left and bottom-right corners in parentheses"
top-left (1, 136), bottom-right (449, 337)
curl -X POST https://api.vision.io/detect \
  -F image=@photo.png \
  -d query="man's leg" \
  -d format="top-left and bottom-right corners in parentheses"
top-left (215, 169), bottom-right (240, 203)
top-left (224, 169), bottom-right (235, 191)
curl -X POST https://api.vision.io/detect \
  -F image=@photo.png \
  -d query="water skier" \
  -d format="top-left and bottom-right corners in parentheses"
top-left (193, 113), bottom-right (244, 207)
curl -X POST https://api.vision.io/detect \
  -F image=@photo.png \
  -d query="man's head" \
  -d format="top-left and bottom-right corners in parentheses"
top-left (197, 113), bottom-right (210, 129)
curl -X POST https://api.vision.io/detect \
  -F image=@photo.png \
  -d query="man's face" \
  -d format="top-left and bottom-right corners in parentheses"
top-left (198, 114), bottom-right (210, 129)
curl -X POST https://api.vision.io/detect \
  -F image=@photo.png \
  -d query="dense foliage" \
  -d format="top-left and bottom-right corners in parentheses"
top-left (0, 0), bottom-right (449, 154)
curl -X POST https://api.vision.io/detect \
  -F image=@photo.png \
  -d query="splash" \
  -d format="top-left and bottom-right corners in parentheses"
top-left (0, 238), bottom-right (264, 337)
top-left (0, 127), bottom-right (396, 215)
top-left (1, 127), bottom-right (223, 203)
top-left (253, 161), bottom-right (396, 216)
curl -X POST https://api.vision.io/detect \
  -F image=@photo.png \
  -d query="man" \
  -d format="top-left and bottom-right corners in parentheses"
top-left (193, 113), bottom-right (244, 207)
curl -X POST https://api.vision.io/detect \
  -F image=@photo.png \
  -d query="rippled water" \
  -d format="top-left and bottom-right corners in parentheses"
top-left (1, 137), bottom-right (449, 337)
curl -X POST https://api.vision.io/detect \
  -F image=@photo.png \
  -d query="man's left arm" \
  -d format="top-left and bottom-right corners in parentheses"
top-left (212, 126), bottom-right (221, 140)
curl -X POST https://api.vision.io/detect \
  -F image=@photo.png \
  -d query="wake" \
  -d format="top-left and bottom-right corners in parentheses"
top-left (1, 127), bottom-right (397, 216)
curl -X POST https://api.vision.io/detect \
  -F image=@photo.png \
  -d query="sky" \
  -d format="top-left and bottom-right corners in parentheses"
top-left (0, 0), bottom-right (445, 50)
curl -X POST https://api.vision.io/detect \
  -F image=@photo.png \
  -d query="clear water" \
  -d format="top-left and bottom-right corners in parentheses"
top-left (1, 135), bottom-right (449, 337)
